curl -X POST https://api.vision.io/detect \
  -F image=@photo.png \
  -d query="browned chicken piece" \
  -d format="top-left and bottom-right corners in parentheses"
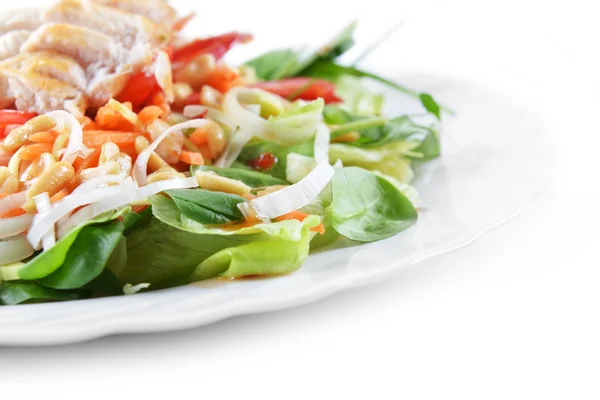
top-left (0, 8), bottom-right (41, 35)
top-left (0, 30), bottom-right (30, 60)
top-left (91, 0), bottom-right (178, 29)
top-left (0, 68), bottom-right (87, 116)
top-left (43, 0), bottom-right (171, 48)
top-left (0, 51), bottom-right (88, 91)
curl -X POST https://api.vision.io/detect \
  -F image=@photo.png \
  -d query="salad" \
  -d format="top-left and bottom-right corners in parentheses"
top-left (0, 0), bottom-right (442, 305)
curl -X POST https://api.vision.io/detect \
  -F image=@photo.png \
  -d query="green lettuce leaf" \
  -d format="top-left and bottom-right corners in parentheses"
top-left (191, 166), bottom-right (288, 188)
top-left (329, 142), bottom-right (418, 183)
top-left (192, 215), bottom-right (319, 281)
top-left (332, 75), bottom-right (384, 116)
top-left (165, 189), bottom-right (246, 225)
top-left (237, 139), bottom-right (314, 180)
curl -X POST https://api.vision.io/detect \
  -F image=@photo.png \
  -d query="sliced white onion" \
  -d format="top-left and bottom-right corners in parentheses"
top-left (57, 177), bottom-right (198, 238)
top-left (70, 175), bottom-right (125, 196)
top-left (45, 110), bottom-right (88, 164)
top-left (314, 123), bottom-right (331, 163)
top-left (223, 88), bottom-right (287, 139)
top-left (154, 50), bottom-right (174, 103)
top-left (27, 185), bottom-right (124, 249)
top-left (133, 119), bottom-right (212, 186)
top-left (123, 283), bottom-right (150, 295)
top-left (183, 105), bottom-right (234, 131)
top-left (0, 213), bottom-right (33, 239)
top-left (238, 161), bottom-right (335, 220)
top-left (214, 128), bottom-right (253, 168)
top-left (0, 191), bottom-right (26, 215)
top-left (0, 234), bottom-right (34, 265)
top-left (33, 192), bottom-right (55, 250)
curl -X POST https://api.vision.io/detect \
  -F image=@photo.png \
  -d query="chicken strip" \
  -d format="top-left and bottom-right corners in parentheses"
top-left (0, 30), bottom-right (30, 60)
top-left (91, 0), bottom-right (178, 29)
top-left (0, 8), bottom-right (41, 35)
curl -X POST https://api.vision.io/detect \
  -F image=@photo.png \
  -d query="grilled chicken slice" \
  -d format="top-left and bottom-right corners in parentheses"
top-left (0, 51), bottom-right (88, 91)
top-left (91, 0), bottom-right (178, 29)
top-left (0, 30), bottom-right (30, 60)
top-left (43, 0), bottom-right (171, 48)
top-left (0, 68), bottom-right (87, 115)
top-left (0, 8), bottom-right (41, 35)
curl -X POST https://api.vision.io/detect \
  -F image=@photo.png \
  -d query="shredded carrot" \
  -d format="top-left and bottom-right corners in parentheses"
top-left (138, 106), bottom-right (164, 126)
top-left (275, 210), bottom-right (326, 235)
top-left (0, 207), bottom-right (26, 218)
top-left (50, 188), bottom-right (70, 203)
top-left (147, 91), bottom-right (171, 115)
top-left (81, 116), bottom-right (101, 131)
top-left (29, 130), bottom-right (58, 143)
top-left (73, 147), bottom-right (101, 171)
top-left (188, 128), bottom-right (208, 147)
top-left (95, 103), bottom-right (137, 131)
top-left (132, 204), bottom-right (149, 213)
top-left (20, 143), bottom-right (53, 161)
top-left (173, 11), bottom-right (196, 32)
top-left (179, 150), bottom-right (205, 166)
top-left (82, 131), bottom-right (147, 148)
top-left (0, 193), bottom-right (9, 199)
top-left (204, 66), bottom-right (244, 93)
top-left (196, 143), bottom-right (213, 163)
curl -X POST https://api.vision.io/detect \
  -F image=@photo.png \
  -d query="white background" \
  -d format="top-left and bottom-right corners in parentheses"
top-left (2, 0), bottom-right (599, 398)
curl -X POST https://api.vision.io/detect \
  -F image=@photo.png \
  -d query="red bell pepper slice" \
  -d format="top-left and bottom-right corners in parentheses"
top-left (0, 110), bottom-right (37, 126)
top-left (251, 78), bottom-right (342, 104)
top-left (116, 72), bottom-right (158, 110)
top-left (172, 32), bottom-right (253, 69)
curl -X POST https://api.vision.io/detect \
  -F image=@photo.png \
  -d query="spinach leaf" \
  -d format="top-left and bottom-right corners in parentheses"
top-left (38, 221), bottom-right (125, 289)
top-left (245, 49), bottom-right (301, 81)
top-left (18, 209), bottom-right (128, 280)
top-left (326, 167), bottom-right (417, 242)
top-left (84, 268), bottom-right (123, 296)
top-left (191, 166), bottom-right (288, 188)
top-left (166, 189), bottom-right (246, 225)
top-left (419, 93), bottom-right (441, 120)
top-left (245, 22), bottom-right (356, 80)
top-left (237, 139), bottom-right (314, 179)
top-left (0, 281), bottom-right (90, 306)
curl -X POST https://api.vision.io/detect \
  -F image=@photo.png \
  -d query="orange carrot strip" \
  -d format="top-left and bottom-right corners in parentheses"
top-left (147, 91), bottom-right (170, 115)
top-left (95, 104), bottom-right (136, 131)
top-left (0, 207), bottom-right (26, 218)
top-left (82, 131), bottom-right (142, 148)
top-left (29, 130), bottom-right (58, 143)
top-left (179, 150), bottom-right (205, 166)
top-left (197, 143), bottom-right (213, 163)
top-left (0, 193), bottom-right (9, 199)
top-left (81, 117), bottom-right (101, 131)
top-left (275, 210), bottom-right (325, 234)
top-left (50, 188), bottom-right (70, 203)
top-left (138, 106), bottom-right (164, 126)
top-left (188, 128), bottom-right (208, 147)
top-left (74, 148), bottom-right (101, 171)
top-left (20, 143), bottom-right (52, 161)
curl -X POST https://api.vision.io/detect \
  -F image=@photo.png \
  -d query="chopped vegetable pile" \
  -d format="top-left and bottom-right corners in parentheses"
top-left (0, 6), bottom-right (442, 305)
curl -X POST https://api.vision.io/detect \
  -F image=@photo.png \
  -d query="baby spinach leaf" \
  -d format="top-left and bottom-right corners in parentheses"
top-left (18, 209), bottom-right (128, 281)
top-left (326, 167), bottom-right (418, 242)
top-left (245, 49), bottom-right (301, 81)
top-left (0, 281), bottom-right (90, 306)
top-left (84, 268), bottom-right (123, 296)
top-left (419, 93), bottom-right (441, 120)
top-left (166, 189), bottom-right (246, 225)
top-left (38, 221), bottom-right (125, 290)
top-left (191, 166), bottom-right (288, 188)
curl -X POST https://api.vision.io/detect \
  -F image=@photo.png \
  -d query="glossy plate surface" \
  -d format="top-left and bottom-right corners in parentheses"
top-left (0, 74), bottom-right (546, 345)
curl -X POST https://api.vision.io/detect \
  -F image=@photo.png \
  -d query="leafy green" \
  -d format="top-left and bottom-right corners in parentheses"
top-left (237, 139), bottom-right (314, 179)
top-left (331, 75), bottom-right (385, 116)
top-left (120, 196), bottom-right (316, 286)
top-left (38, 221), bottom-right (125, 290)
top-left (326, 167), bottom-right (418, 242)
top-left (0, 281), bottom-right (90, 305)
top-left (166, 189), bottom-right (246, 225)
top-left (245, 22), bottom-right (356, 81)
top-left (84, 268), bottom-right (123, 296)
top-left (192, 216), bottom-right (319, 281)
top-left (245, 49), bottom-right (300, 81)
top-left (420, 93), bottom-right (441, 120)
top-left (329, 142), bottom-right (418, 183)
top-left (18, 209), bottom-right (127, 281)
top-left (191, 166), bottom-right (288, 188)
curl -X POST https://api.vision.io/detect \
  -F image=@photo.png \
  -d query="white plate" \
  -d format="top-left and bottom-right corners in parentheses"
top-left (0, 74), bottom-right (546, 345)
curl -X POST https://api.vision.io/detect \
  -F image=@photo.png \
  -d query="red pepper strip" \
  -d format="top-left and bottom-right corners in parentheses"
top-left (251, 77), bottom-right (342, 104)
top-left (172, 32), bottom-right (253, 68)
top-left (0, 110), bottom-right (37, 125)
top-left (248, 152), bottom-right (277, 170)
top-left (116, 72), bottom-right (159, 110)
